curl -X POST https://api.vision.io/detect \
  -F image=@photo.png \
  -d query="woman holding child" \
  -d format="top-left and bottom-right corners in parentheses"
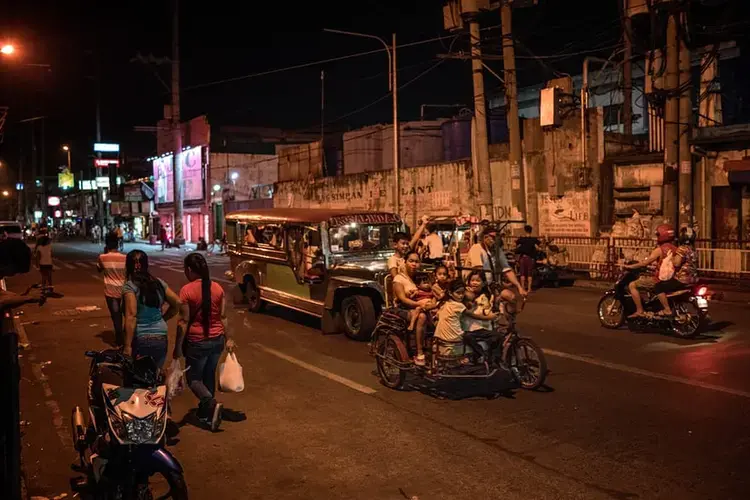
top-left (392, 251), bottom-right (436, 366)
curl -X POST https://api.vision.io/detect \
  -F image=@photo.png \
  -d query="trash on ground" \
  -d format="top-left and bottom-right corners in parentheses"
top-left (75, 305), bottom-right (100, 312)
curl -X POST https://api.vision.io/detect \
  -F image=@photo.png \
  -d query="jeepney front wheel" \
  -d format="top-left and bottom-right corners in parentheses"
top-left (340, 295), bottom-right (377, 341)
top-left (245, 278), bottom-right (265, 313)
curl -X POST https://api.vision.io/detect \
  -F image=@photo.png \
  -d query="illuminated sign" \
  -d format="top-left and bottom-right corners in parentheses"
top-left (94, 143), bottom-right (120, 153)
top-left (58, 171), bottom-right (74, 190)
top-left (47, 196), bottom-right (61, 207)
top-left (96, 176), bottom-right (110, 188)
top-left (95, 158), bottom-right (119, 167)
top-left (328, 213), bottom-right (402, 227)
top-left (152, 146), bottom-right (203, 205)
top-left (79, 180), bottom-right (96, 191)
top-left (54, 210), bottom-right (62, 218)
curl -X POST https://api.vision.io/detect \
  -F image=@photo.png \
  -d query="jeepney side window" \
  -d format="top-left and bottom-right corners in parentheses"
top-left (256, 223), bottom-right (285, 250)
top-left (241, 224), bottom-right (258, 246)
top-left (286, 225), bottom-right (305, 281)
top-left (226, 221), bottom-right (237, 245)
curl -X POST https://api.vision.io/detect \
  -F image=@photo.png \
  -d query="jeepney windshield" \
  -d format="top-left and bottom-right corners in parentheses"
top-left (328, 223), bottom-right (399, 254)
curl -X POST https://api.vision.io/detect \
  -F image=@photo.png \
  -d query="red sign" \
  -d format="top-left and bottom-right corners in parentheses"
top-left (95, 159), bottom-right (119, 167)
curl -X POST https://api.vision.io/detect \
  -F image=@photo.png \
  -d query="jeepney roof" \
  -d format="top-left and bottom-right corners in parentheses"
top-left (225, 208), bottom-right (402, 226)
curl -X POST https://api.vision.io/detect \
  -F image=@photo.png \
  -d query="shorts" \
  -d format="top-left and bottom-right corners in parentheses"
top-left (632, 275), bottom-right (656, 291)
top-left (518, 255), bottom-right (535, 278)
top-left (653, 278), bottom-right (688, 295)
top-left (39, 264), bottom-right (53, 272)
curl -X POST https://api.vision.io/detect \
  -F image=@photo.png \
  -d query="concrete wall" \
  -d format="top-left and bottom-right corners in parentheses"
top-left (342, 121), bottom-right (445, 175)
top-left (275, 108), bottom-right (605, 237)
top-left (276, 141), bottom-right (323, 182)
top-left (209, 152), bottom-right (277, 203)
top-left (274, 160), bottom-right (473, 230)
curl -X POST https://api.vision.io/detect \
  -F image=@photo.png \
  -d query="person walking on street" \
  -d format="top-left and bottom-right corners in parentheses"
top-left (515, 225), bottom-right (540, 295)
top-left (97, 233), bottom-right (128, 346)
top-left (33, 232), bottom-right (53, 289)
top-left (174, 252), bottom-right (235, 431)
top-left (116, 225), bottom-right (124, 251)
top-left (123, 250), bottom-right (181, 369)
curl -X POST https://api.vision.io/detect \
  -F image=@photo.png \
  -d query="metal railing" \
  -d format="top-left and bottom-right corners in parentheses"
top-left (502, 236), bottom-right (750, 283)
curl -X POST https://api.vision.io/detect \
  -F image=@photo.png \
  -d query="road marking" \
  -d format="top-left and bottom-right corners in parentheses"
top-left (543, 348), bottom-right (750, 399)
top-left (56, 260), bottom-right (76, 270)
top-left (91, 274), bottom-right (102, 282)
top-left (251, 342), bottom-right (378, 395)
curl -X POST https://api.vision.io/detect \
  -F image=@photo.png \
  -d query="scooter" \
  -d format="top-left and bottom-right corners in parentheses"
top-left (597, 268), bottom-right (710, 338)
top-left (70, 349), bottom-right (188, 499)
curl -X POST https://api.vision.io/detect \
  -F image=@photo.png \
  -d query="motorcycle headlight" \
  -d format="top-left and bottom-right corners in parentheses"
top-left (108, 409), bottom-right (166, 444)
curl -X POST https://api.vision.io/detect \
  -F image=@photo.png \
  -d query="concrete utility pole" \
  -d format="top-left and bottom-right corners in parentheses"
top-left (96, 84), bottom-right (105, 229)
top-left (622, 0), bottom-right (633, 137)
top-left (678, 11), bottom-right (691, 227)
top-left (501, 0), bottom-right (525, 220)
top-left (663, 12), bottom-right (679, 225)
top-left (172, 0), bottom-right (184, 245)
top-left (392, 33), bottom-right (400, 216)
top-left (464, 0), bottom-right (492, 218)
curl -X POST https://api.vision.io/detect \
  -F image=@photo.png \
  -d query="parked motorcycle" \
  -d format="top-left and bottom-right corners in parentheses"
top-left (70, 349), bottom-right (188, 499)
top-left (597, 268), bottom-right (710, 338)
top-left (371, 290), bottom-right (547, 391)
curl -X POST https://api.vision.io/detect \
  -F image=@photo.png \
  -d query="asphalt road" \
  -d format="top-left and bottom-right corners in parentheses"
top-left (8, 241), bottom-right (750, 499)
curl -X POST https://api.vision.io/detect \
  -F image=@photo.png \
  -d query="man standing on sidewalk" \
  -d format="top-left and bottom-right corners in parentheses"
top-left (97, 234), bottom-right (127, 347)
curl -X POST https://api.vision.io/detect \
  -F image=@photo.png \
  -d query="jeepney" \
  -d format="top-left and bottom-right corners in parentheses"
top-left (224, 208), bottom-right (404, 340)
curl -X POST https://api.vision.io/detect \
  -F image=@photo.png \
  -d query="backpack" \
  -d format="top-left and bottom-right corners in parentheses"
top-left (658, 250), bottom-right (675, 281)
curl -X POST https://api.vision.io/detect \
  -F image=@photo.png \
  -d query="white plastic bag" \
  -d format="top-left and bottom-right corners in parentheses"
top-left (219, 352), bottom-right (244, 393)
top-left (658, 250), bottom-right (675, 281)
top-left (166, 359), bottom-right (189, 399)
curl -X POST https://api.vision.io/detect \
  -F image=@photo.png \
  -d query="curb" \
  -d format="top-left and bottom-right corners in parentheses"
top-left (13, 315), bottom-right (30, 500)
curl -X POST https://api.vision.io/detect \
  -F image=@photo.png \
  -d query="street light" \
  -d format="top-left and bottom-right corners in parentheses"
top-left (1, 190), bottom-right (9, 197)
top-left (1, 44), bottom-right (14, 55)
top-left (62, 145), bottom-right (71, 170)
top-left (324, 28), bottom-right (399, 214)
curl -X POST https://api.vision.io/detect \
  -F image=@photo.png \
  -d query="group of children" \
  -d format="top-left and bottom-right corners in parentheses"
top-left (404, 263), bottom-right (503, 362)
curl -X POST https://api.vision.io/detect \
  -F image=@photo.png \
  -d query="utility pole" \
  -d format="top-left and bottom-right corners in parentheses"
top-left (392, 33), bottom-right (400, 216)
top-left (464, 0), bottom-right (492, 218)
top-left (321, 69), bottom-right (326, 175)
top-left (501, 0), bottom-right (525, 220)
top-left (172, 0), bottom-right (185, 245)
top-left (678, 10), bottom-right (691, 227)
top-left (96, 83), bottom-right (105, 230)
top-left (622, 0), bottom-right (633, 137)
top-left (663, 12), bottom-right (679, 225)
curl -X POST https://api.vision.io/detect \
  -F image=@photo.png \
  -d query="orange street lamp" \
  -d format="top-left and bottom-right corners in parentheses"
top-left (62, 145), bottom-right (71, 170)
top-left (1, 190), bottom-right (10, 197)
top-left (1, 44), bottom-right (15, 55)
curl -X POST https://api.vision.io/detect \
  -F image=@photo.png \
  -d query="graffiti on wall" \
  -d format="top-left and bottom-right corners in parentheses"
top-left (538, 190), bottom-right (592, 236)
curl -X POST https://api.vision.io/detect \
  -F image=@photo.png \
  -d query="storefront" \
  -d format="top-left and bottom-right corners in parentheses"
top-left (152, 145), bottom-right (208, 243)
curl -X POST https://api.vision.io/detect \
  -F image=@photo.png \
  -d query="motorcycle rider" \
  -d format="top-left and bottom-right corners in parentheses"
top-left (652, 226), bottom-right (699, 315)
top-left (623, 224), bottom-right (677, 317)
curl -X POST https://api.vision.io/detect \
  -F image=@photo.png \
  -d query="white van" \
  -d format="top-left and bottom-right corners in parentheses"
top-left (0, 221), bottom-right (23, 239)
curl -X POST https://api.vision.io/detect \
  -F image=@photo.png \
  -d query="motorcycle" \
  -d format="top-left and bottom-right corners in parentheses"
top-left (371, 287), bottom-right (548, 391)
top-left (597, 268), bottom-right (710, 338)
top-left (70, 349), bottom-right (188, 499)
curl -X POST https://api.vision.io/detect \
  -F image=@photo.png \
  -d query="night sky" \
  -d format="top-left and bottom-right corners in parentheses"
top-left (0, 0), bottom-right (747, 183)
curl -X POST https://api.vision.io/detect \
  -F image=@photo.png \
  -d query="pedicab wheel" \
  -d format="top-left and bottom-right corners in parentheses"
top-left (506, 338), bottom-right (547, 390)
top-left (376, 335), bottom-right (408, 390)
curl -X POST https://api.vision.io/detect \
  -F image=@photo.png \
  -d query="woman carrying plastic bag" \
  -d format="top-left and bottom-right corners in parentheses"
top-left (173, 253), bottom-right (237, 432)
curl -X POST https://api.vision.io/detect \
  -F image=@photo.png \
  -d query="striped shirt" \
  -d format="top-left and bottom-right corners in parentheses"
top-left (98, 252), bottom-right (127, 298)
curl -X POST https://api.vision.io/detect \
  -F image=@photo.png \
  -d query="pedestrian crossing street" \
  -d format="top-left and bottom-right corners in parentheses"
top-left (50, 254), bottom-right (229, 272)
